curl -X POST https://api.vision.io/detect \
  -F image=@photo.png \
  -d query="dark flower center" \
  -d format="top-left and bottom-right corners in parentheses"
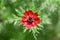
top-left (27, 17), bottom-right (33, 23)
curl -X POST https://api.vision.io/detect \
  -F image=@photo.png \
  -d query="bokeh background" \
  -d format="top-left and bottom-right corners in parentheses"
top-left (0, 0), bottom-right (60, 40)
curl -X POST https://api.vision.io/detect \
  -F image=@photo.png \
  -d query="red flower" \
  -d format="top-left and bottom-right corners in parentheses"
top-left (21, 10), bottom-right (40, 28)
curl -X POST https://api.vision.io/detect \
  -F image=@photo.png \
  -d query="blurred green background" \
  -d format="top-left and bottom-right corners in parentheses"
top-left (0, 0), bottom-right (60, 40)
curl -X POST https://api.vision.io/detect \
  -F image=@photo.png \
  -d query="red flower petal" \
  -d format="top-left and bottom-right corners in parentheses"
top-left (26, 23), bottom-right (32, 28)
top-left (32, 22), bottom-right (37, 26)
top-left (22, 20), bottom-right (26, 24)
top-left (34, 17), bottom-right (40, 23)
top-left (24, 11), bottom-right (29, 16)
top-left (33, 12), bottom-right (38, 18)
top-left (22, 16), bottom-right (27, 21)
top-left (28, 10), bottom-right (33, 16)
top-left (24, 10), bottom-right (33, 16)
